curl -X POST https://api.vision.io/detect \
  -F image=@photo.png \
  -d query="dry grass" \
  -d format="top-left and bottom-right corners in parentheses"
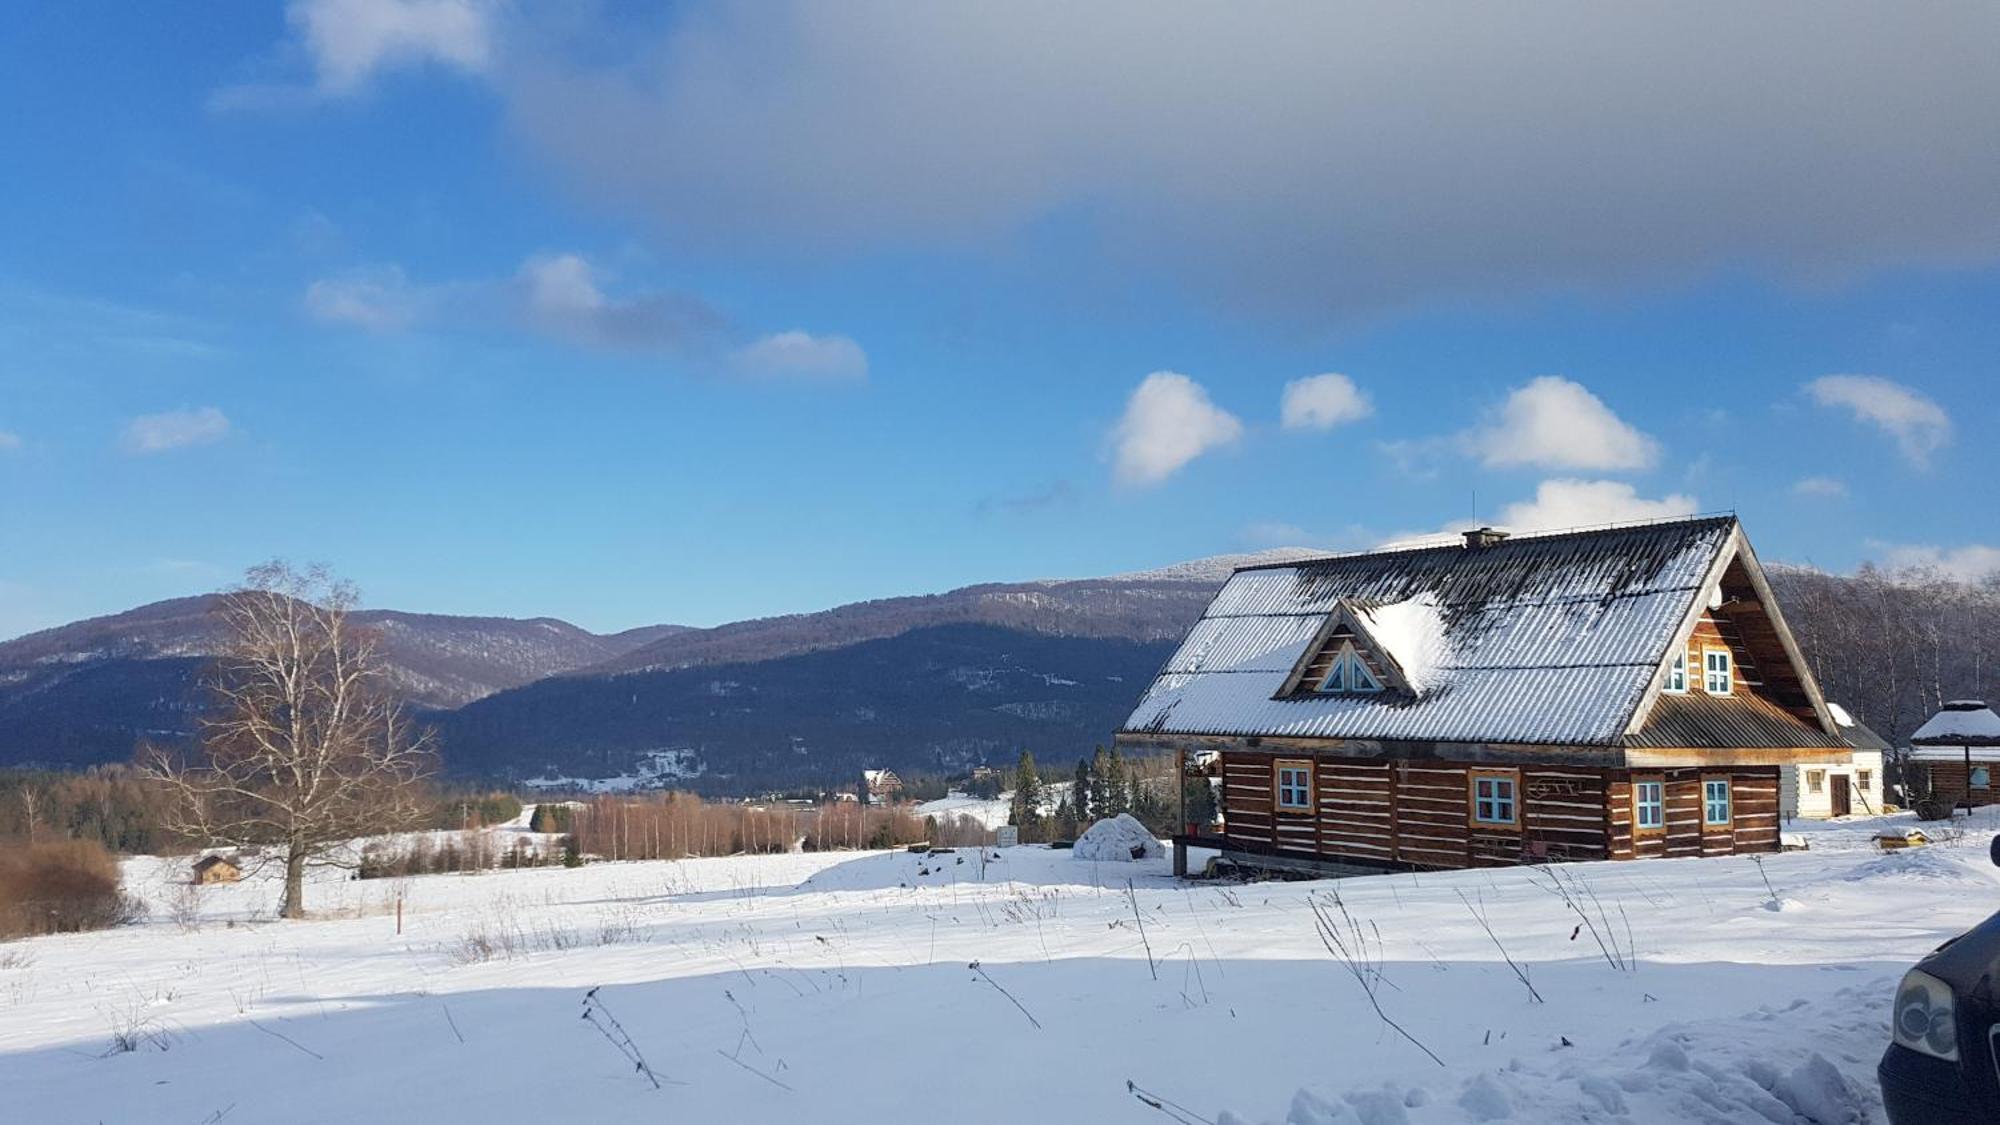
top-left (0, 839), bottom-right (145, 939)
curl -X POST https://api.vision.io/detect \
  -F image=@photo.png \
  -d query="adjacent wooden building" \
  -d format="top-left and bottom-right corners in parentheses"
top-left (1909, 699), bottom-right (2000, 811)
top-left (1116, 516), bottom-right (1848, 876)
top-left (191, 854), bottom-right (242, 885)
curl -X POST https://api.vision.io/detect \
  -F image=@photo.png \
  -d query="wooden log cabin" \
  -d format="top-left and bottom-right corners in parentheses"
top-left (1116, 516), bottom-right (1848, 876)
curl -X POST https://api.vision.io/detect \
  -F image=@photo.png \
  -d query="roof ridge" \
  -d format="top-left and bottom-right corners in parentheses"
top-left (1231, 512), bottom-right (1737, 573)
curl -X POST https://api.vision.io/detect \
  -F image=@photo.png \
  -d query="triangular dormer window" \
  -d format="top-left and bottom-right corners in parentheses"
top-left (1318, 642), bottom-right (1383, 694)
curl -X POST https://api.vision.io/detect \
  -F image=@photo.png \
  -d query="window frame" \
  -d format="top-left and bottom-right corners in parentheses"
top-left (1806, 769), bottom-right (1824, 794)
top-left (1702, 776), bottom-right (1732, 827)
top-left (1856, 769), bottom-right (1873, 792)
top-left (1973, 766), bottom-right (1992, 790)
top-left (1664, 649), bottom-right (1688, 694)
top-left (1632, 776), bottom-right (1666, 835)
top-left (1467, 768), bottom-right (1521, 830)
top-left (1317, 642), bottom-right (1384, 695)
top-left (1702, 647), bottom-right (1733, 695)
top-left (1273, 759), bottom-right (1316, 814)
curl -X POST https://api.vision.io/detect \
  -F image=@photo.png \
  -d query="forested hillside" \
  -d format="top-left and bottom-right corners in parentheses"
top-left (1769, 563), bottom-right (2000, 744)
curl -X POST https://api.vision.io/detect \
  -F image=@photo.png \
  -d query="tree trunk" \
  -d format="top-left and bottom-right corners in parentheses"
top-left (280, 841), bottom-right (308, 920)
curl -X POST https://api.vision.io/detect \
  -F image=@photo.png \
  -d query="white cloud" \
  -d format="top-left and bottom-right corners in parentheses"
top-left (293, 0), bottom-right (493, 94)
top-left (0, 430), bottom-right (20, 452)
top-left (303, 265), bottom-right (424, 330)
top-left (1281, 373), bottom-right (1373, 431)
top-left (1805, 374), bottom-right (1952, 467)
top-left (732, 331), bottom-right (869, 381)
top-left (1494, 479), bottom-right (1698, 531)
top-left (121, 408), bottom-right (232, 455)
top-left (305, 253), bottom-right (817, 366)
top-left (1389, 478), bottom-right (1698, 548)
top-left (502, 4), bottom-right (2000, 317)
top-left (1878, 543), bottom-right (2000, 582)
top-left (1468, 377), bottom-right (1658, 471)
top-left (1110, 372), bottom-right (1243, 486)
top-left (1791, 475), bottom-right (1847, 498)
top-left (515, 253), bottom-right (726, 352)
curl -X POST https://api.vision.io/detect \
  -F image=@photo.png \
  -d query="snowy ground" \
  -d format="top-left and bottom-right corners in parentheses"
top-left (4, 808), bottom-right (1997, 1124)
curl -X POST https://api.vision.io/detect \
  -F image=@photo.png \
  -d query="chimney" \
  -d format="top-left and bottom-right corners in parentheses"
top-left (1462, 526), bottom-right (1509, 549)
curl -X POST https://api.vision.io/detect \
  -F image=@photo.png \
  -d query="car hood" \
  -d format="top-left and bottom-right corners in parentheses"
top-left (1922, 909), bottom-right (2000, 1004)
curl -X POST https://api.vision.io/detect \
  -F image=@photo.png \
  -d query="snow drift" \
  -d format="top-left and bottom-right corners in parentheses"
top-left (1072, 813), bottom-right (1162, 861)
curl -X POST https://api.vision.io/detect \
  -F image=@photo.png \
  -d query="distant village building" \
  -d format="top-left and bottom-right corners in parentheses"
top-left (1118, 517), bottom-right (1849, 876)
top-left (191, 854), bottom-right (242, 885)
top-left (1780, 702), bottom-right (1889, 819)
top-left (1909, 700), bottom-right (2000, 811)
top-left (862, 769), bottom-right (903, 803)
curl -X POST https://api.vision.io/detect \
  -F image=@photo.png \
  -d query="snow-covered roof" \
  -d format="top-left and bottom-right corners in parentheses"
top-left (1121, 515), bottom-right (1837, 749)
top-left (1910, 700), bottom-right (2000, 747)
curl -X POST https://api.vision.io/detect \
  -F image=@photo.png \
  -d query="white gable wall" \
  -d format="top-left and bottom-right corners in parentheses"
top-left (1781, 750), bottom-right (1883, 819)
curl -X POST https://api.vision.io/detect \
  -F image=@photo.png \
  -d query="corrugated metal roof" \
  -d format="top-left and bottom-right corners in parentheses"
top-left (1122, 516), bottom-right (1743, 747)
top-left (1624, 690), bottom-right (1842, 750)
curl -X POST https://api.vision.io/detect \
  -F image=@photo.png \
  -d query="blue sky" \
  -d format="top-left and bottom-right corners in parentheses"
top-left (2, 2), bottom-right (1996, 639)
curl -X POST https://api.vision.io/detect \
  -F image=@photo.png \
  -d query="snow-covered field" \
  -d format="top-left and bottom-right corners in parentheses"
top-left (5, 809), bottom-right (1997, 1124)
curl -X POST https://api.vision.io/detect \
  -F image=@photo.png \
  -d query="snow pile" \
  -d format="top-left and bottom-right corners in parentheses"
top-left (1827, 701), bottom-right (1856, 727)
top-left (1071, 813), bottom-right (1162, 861)
top-left (1356, 595), bottom-right (1449, 694)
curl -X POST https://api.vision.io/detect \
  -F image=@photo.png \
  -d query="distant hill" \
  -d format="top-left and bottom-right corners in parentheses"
top-left (0, 548), bottom-right (1318, 781)
top-left (582, 548), bottom-right (1321, 677)
top-left (436, 623), bottom-right (1177, 788)
top-left (0, 598), bottom-right (683, 768)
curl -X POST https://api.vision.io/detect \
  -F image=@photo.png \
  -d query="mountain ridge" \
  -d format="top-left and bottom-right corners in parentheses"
top-left (0, 549), bottom-right (1314, 777)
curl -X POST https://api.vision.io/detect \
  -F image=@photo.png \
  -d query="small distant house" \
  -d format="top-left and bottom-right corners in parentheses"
top-left (1117, 517), bottom-right (1848, 876)
top-left (191, 854), bottom-right (242, 885)
top-left (1780, 702), bottom-right (1888, 819)
top-left (1909, 700), bottom-right (2000, 811)
top-left (862, 769), bottom-right (903, 803)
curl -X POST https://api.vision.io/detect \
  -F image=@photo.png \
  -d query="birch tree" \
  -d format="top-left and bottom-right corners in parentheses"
top-left (148, 562), bottom-right (434, 919)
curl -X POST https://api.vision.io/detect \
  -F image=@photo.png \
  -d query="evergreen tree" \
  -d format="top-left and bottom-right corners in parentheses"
top-left (1051, 796), bottom-right (1079, 842)
top-left (1072, 758), bottom-right (1094, 826)
top-left (1092, 746), bottom-right (1130, 819)
top-left (1010, 750), bottom-right (1045, 842)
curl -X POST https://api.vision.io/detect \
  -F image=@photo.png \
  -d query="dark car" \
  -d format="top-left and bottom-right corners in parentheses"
top-left (1879, 836), bottom-right (2000, 1123)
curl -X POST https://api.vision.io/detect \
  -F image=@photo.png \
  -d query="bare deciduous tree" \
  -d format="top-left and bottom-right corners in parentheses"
top-left (147, 562), bottom-right (434, 919)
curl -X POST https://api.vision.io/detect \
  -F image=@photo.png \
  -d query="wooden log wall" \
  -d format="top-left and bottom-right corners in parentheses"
top-left (1219, 750), bottom-right (1781, 871)
top-left (1921, 762), bottom-right (1998, 807)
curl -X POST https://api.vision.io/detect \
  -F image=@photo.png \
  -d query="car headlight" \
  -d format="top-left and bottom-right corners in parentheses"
top-left (1892, 969), bottom-right (1960, 1062)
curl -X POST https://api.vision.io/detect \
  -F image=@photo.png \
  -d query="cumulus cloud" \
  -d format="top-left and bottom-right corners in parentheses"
top-left (1494, 479), bottom-right (1698, 530)
top-left (304, 265), bottom-right (425, 330)
top-left (1110, 372), bottom-right (1243, 486)
top-left (1792, 475), bottom-right (1847, 498)
top-left (1281, 373), bottom-right (1373, 431)
top-left (121, 407), bottom-right (232, 455)
top-left (1380, 479), bottom-right (1699, 548)
top-left (1468, 377), bottom-right (1659, 471)
top-left (1878, 543), bottom-right (2000, 582)
top-left (731, 331), bottom-right (868, 381)
top-left (499, 3), bottom-right (2000, 316)
top-left (294, 0), bottom-right (493, 94)
top-left (1805, 374), bottom-right (1952, 467)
